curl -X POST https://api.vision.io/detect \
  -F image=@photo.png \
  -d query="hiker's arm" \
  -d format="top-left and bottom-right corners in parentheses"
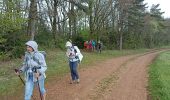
top-left (66, 49), bottom-right (71, 57)
top-left (66, 51), bottom-right (70, 57)
top-left (19, 54), bottom-right (27, 73)
top-left (66, 49), bottom-right (75, 57)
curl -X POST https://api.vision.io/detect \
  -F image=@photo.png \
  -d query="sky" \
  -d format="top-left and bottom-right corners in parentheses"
top-left (144, 0), bottom-right (170, 18)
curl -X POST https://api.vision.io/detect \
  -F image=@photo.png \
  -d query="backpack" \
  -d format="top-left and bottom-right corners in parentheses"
top-left (38, 51), bottom-right (46, 59)
top-left (72, 46), bottom-right (83, 63)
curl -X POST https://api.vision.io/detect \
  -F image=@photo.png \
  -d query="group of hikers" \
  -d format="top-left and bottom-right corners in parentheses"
top-left (14, 40), bottom-right (83, 100)
top-left (84, 40), bottom-right (102, 53)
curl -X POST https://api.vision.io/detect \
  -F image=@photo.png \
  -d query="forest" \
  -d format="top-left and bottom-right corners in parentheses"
top-left (0, 0), bottom-right (170, 60)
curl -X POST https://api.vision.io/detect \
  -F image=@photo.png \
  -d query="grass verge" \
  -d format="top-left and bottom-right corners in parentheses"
top-left (148, 50), bottom-right (170, 100)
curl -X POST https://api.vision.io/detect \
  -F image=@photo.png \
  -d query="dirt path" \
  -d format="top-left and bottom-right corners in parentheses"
top-left (3, 50), bottom-right (163, 100)
top-left (43, 50), bottom-right (162, 100)
top-left (96, 52), bottom-right (160, 100)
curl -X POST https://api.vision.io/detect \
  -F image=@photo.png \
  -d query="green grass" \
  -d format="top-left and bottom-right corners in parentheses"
top-left (148, 51), bottom-right (170, 100)
top-left (0, 48), bottom-right (150, 96)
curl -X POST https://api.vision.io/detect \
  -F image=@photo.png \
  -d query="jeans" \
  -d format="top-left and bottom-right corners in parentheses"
top-left (25, 73), bottom-right (46, 100)
top-left (69, 61), bottom-right (79, 80)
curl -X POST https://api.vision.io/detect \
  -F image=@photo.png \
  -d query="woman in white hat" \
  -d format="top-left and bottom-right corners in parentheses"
top-left (65, 41), bottom-right (80, 84)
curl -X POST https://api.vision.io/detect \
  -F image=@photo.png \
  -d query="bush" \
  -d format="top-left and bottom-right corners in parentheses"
top-left (0, 30), bottom-right (27, 60)
top-left (57, 37), bottom-right (67, 50)
top-left (0, 52), bottom-right (10, 61)
top-left (35, 29), bottom-right (54, 48)
top-left (72, 35), bottom-right (85, 49)
top-left (10, 46), bottom-right (25, 58)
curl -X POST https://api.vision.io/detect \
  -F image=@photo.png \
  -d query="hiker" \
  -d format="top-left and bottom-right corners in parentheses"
top-left (97, 40), bottom-right (102, 53)
top-left (89, 40), bottom-right (93, 52)
top-left (65, 41), bottom-right (81, 84)
top-left (15, 40), bottom-right (47, 100)
top-left (92, 40), bottom-right (96, 51)
top-left (84, 41), bottom-right (88, 50)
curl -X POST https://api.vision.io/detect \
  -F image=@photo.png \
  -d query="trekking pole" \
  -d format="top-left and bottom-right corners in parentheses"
top-left (14, 69), bottom-right (36, 100)
top-left (34, 68), bottom-right (43, 100)
top-left (14, 69), bottom-right (25, 85)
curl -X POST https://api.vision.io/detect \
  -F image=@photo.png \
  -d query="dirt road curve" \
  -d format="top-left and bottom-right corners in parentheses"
top-left (45, 50), bottom-right (161, 100)
top-left (3, 50), bottom-right (163, 100)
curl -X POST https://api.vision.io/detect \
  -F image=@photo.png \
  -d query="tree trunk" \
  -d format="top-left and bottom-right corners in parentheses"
top-left (119, 32), bottom-right (123, 50)
top-left (89, 0), bottom-right (93, 35)
top-left (27, 0), bottom-right (38, 40)
top-left (52, 0), bottom-right (58, 46)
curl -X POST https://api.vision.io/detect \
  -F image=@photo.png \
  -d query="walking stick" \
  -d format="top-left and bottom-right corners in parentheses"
top-left (14, 69), bottom-right (25, 85)
top-left (34, 68), bottom-right (43, 100)
top-left (14, 69), bottom-right (36, 100)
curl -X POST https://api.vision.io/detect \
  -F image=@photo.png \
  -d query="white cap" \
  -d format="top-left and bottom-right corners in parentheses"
top-left (65, 41), bottom-right (72, 47)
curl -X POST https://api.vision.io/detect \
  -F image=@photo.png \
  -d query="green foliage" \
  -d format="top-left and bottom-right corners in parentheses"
top-left (35, 29), bottom-right (54, 48)
top-left (0, 35), bottom-right (7, 51)
top-left (0, 52), bottom-right (10, 61)
top-left (0, 1), bottom-right (27, 60)
top-left (0, 0), bottom-right (170, 62)
top-left (11, 46), bottom-right (25, 58)
top-left (149, 51), bottom-right (170, 100)
top-left (6, 31), bottom-right (27, 58)
top-left (98, 32), bottom-right (118, 50)
top-left (79, 29), bottom-right (89, 40)
top-left (0, 31), bottom-right (27, 60)
top-left (150, 4), bottom-right (164, 19)
top-left (69, 29), bottom-right (90, 49)
top-left (56, 37), bottom-right (67, 50)
top-left (36, 32), bottom-right (67, 50)
top-left (72, 35), bottom-right (84, 49)
top-left (0, 12), bottom-right (26, 34)
top-left (0, 35), bottom-right (7, 43)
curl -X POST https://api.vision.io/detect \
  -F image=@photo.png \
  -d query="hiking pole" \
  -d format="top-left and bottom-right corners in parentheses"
top-left (14, 69), bottom-right (25, 85)
top-left (14, 69), bottom-right (36, 100)
top-left (34, 67), bottom-right (43, 100)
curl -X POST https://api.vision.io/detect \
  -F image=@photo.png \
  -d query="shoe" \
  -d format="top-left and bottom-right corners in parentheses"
top-left (69, 81), bottom-right (73, 84)
top-left (69, 80), bottom-right (76, 84)
top-left (76, 79), bottom-right (80, 83)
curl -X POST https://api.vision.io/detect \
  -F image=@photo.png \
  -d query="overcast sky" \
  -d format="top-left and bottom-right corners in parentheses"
top-left (144, 0), bottom-right (170, 18)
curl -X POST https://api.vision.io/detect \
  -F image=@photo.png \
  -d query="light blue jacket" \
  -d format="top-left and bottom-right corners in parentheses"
top-left (20, 41), bottom-right (47, 82)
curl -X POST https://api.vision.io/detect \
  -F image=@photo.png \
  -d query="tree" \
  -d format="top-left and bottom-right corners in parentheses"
top-left (27, 0), bottom-right (38, 40)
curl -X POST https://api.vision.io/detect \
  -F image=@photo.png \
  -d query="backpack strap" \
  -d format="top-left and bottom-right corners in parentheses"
top-left (72, 46), bottom-right (77, 53)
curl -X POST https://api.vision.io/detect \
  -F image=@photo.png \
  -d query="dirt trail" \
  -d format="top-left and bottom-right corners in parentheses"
top-left (2, 50), bottom-right (163, 100)
top-left (98, 52), bottom-right (160, 100)
top-left (46, 55), bottom-right (137, 100)
top-left (44, 50), bottom-right (162, 100)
